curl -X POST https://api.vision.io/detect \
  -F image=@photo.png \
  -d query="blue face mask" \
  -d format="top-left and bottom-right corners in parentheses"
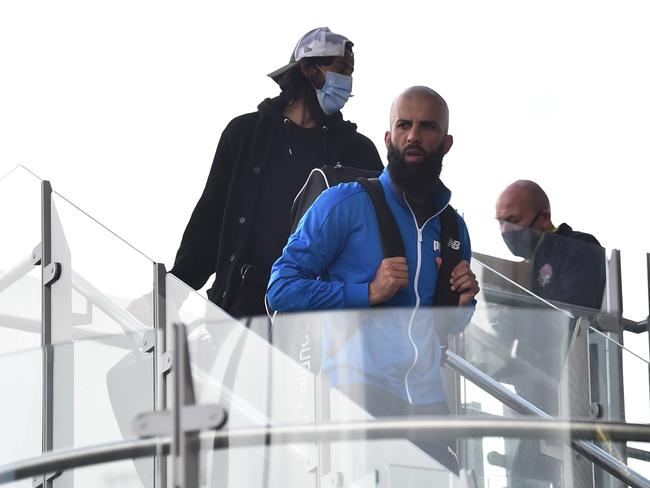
top-left (315, 69), bottom-right (353, 115)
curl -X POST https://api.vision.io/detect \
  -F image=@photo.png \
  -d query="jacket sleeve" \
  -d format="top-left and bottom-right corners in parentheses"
top-left (555, 242), bottom-right (606, 309)
top-left (267, 191), bottom-right (370, 312)
top-left (169, 122), bottom-right (235, 290)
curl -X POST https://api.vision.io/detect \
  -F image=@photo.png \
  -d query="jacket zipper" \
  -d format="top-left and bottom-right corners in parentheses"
top-left (403, 197), bottom-right (449, 404)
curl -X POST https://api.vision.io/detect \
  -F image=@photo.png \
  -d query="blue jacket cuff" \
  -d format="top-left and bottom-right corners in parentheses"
top-left (343, 283), bottom-right (370, 308)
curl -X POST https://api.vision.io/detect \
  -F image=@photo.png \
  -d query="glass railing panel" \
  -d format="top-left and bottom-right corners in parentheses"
top-left (0, 166), bottom-right (42, 354)
top-left (587, 326), bottom-right (650, 481)
top-left (191, 429), bottom-right (643, 488)
top-left (466, 211), bottom-right (608, 314)
top-left (2, 457), bottom-right (156, 488)
top-left (165, 272), bottom-right (233, 334)
top-left (166, 273), bottom-right (308, 428)
top-left (167, 275), bottom-right (315, 488)
top-left (69, 331), bottom-right (154, 444)
top-left (0, 346), bottom-right (42, 488)
top-left (162, 286), bottom-right (533, 484)
top-left (0, 330), bottom-right (154, 488)
top-left (73, 457), bottom-right (154, 488)
top-left (49, 191), bottom-right (154, 339)
top-left (581, 325), bottom-right (649, 427)
top-left (163, 275), bottom-right (648, 487)
top-left (78, 329), bottom-right (154, 486)
top-left (463, 258), bottom-right (577, 418)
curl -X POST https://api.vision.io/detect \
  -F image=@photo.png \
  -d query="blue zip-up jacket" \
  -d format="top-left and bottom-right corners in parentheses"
top-left (268, 168), bottom-right (473, 405)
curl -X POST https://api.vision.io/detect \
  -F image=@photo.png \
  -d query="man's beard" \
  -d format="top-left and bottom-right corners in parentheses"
top-left (387, 143), bottom-right (444, 201)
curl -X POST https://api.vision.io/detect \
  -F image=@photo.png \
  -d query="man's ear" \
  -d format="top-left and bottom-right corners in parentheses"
top-left (442, 134), bottom-right (454, 155)
top-left (299, 59), bottom-right (317, 78)
top-left (299, 59), bottom-right (324, 88)
top-left (384, 131), bottom-right (392, 149)
top-left (539, 210), bottom-right (553, 231)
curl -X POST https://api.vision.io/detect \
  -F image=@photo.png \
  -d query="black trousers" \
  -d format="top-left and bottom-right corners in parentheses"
top-left (335, 383), bottom-right (460, 475)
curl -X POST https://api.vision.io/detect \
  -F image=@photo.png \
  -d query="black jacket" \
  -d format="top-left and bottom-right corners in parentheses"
top-left (170, 97), bottom-right (383, 317)
top-left (531, 223), bottom-right (606, 310)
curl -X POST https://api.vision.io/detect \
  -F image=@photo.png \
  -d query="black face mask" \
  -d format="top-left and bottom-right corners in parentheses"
top-left (386, 142), bottom-right (445, 201)
top-left (501, 210), bottom-right (543, 259)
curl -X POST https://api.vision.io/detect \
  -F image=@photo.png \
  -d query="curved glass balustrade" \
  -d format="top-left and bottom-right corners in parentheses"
top-left (163, 272), bottom-right (649, 487)
top-left (0, 298), bottom-right (647, 487)
top-left (0, 167), bottom-right (647, 488)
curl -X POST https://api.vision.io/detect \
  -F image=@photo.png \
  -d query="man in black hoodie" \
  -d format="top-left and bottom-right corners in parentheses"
top-left (170, 27), bottom-right (383, 318)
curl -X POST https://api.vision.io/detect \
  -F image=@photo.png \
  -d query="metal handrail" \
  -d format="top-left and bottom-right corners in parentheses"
top-left (445, 350), bottom-right (650, 488)
top-left (70, 271), bottom-right (147, 333)
top-left (2, 418), bottom-right (649, 486)
top-left (623, 317), bottom-right (648, 334)
top-left (0, 256), bottom-right (34, 294)
top-left (628, 447), bottom-right (650, 463)
top-left (0, 251), bottom-right (147, 336)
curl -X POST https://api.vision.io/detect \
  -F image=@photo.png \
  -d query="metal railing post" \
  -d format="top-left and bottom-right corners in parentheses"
top-left (592, 249), bottom-right (625, 421)
top-left (39, 182), bottom-right (73, 488)
top-left (603, 250), bottom-right (625, 414)
top-left (153, 263), bottom-right (167, 488)
top-left (40, 181), bottom-right (54, 488)
top-left (647, 252), bottom-right (650, 407)
top-left (172, 323), bottom-right (199, 488)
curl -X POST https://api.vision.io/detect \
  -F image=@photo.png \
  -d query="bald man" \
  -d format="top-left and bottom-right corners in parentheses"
top-left (495, 180), bottom-right (606, 487)
top-left (268, 87), bottom-right (479, 473)
top-left (496, 180), bottom-right (605, 309)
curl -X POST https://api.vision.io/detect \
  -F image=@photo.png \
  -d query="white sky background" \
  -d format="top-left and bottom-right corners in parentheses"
top-left (1, 1), bottom-right (649, 318)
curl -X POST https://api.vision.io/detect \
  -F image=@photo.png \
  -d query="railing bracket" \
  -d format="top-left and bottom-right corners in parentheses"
top-left (43, 262), bottom-right (61, 286)
top-left (133, 404), bottom-right (227, 438)
top-left (32, 471), bottom-right (61, 488)
top-left (142, 330), bottom-right (156, 353)
top-left (161, 352), bottom-right (173, 374)
top-left (31, 244), bottom-right (42, 266)
top-left (322, 471), bottom-right (342, 488)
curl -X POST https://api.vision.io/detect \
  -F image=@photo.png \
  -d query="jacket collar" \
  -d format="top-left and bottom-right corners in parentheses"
top-left (379, 167), bottom-right (452, 216)
top-left (257, 96), bottom-right (349, 131)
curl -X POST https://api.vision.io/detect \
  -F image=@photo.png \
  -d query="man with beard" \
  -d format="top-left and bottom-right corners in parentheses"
top-left (167, 27), bottom-right (382, 318)
top-left (268, 86), bottom-right (479, 473)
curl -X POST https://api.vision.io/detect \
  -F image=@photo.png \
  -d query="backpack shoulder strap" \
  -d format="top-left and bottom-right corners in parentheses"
top-left (290, 168), bottom-right (330, 234)
top-left (434, 205), bottom-right (462, 306)
top-left (323, 177), bottom-right (405, 358)
top-left (434, 205), bottom-right (463, 364)
top-left (356, 178), bottom-right (405, 258)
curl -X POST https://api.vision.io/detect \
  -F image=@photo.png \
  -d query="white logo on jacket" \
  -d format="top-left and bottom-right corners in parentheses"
top-left (447, 238), bottom-right (461, 250)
